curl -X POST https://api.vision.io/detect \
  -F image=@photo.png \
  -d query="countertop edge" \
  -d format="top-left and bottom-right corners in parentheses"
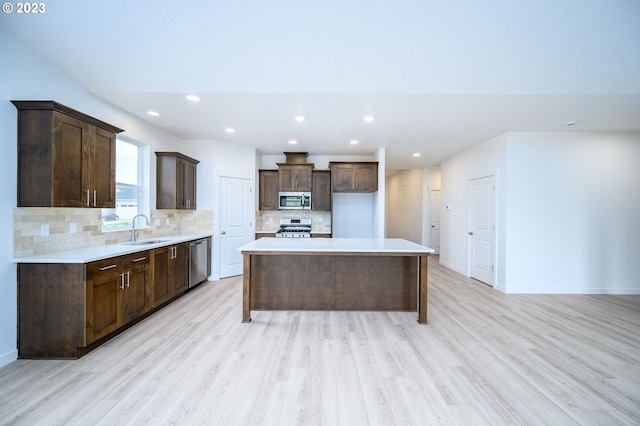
top-left (13, 234), bottom-right (212, 264)
top-left (238, 238), bottom-right (435, 255)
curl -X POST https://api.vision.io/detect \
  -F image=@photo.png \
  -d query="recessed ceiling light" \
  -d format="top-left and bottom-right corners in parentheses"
top-left (225, 128), bottom-right (235, 133)
top-left (289, 140), bottom-right (297, 145)
top-left (364, 115), bottom-right (374, 122)
top-left (413, 153), bottom-right (421, 157)
top-left (186, 95), bottom-right (200, 102)
top-left (350, 140), bottom-right (359, 145)
top-left (295, 115), bottom-right (305, 122)
top-left (147, 111), bottom-right (160, 117)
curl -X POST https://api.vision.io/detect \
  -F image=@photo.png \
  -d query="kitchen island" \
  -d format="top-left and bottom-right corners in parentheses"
top-left (238, 238), bottom-right (434, 324)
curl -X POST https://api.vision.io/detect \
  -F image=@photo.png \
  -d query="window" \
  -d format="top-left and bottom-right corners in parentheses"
top-left (102, 139), bottom-right (144, 231)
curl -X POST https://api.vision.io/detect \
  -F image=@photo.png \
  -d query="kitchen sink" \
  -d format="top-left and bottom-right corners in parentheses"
top-left (123, 239), bottom-right (170, 246)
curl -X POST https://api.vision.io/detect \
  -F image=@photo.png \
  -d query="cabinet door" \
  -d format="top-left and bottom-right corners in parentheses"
top-left (171, 243), bottom-right (190, 295)
top-left (122, 254), bottom-right (151, 322)
top-left (353, 164), bottom-right (378, 191)
top-left (176, 158), bottom-right (187, 209)
top-left (259, 170), bottom-right (278, 210)
top-left (152, 247), bottom-right (172, 307)
top-left (312, 171), bottom-right (331, 211)
top-left (52, 112), bottom-right (90, 207)
top-left (278, 166), bottom-right (295, 191)
top-left (278, 165), bottom-right (313, 192)
top-left (293, 166), bottom-right (312, 191)
top-left (183, 159), bottom-right (197, 210)
top-left (331, 163), bottom-right (356, 192)
top-left (91, 127), bottom-right (117, 208)
top-left (86, 271), bottom-right (123, 342)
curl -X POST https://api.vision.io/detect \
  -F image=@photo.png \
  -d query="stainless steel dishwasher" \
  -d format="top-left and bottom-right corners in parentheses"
top-left (189, 237), bottom-right (210, 288)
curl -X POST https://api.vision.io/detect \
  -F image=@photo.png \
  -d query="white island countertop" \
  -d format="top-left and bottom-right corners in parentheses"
top-left (238, 237), bottom-right (434, 255)
top-left (13, 234), bottom-right (212, 264)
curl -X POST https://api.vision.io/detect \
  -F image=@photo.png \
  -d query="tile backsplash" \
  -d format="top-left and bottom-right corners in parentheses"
top-left (256, 210), bottom-right (331, 233)
top-left (13, 208), bottom-right (214, 257)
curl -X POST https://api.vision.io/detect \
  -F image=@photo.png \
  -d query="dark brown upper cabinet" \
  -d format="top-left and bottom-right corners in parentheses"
top-left (329, 162), bottom-right (378, 192)
top-left (312, 170), bottom-right (331, 211)
top-left (259, 170), bottom-right (279, 210)
top-left (12, 100), bottom-right (123, 208)
top-left (277, 163), bottom-right (313, 192)
top-left (156, 152), bottom-right (199, 210)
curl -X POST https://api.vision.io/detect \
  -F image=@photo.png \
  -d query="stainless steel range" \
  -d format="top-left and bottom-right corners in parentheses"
top-left (275, 218), bottom-right (312, 238)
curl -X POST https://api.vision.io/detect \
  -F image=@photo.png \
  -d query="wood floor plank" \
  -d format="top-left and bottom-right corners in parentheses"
top-left (1, 257), bottom-right (640, 425)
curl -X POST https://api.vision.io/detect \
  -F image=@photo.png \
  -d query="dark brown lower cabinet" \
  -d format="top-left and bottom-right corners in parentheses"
top-left (18, 241), bottom-right (198, 359)
top-left (152, 243), bottom-right (189, 307)
top-left (86, 265), bottom-right (123, 343)
top-left (171, 243), bottom-right (189, 295)
top-left (152, 246), bottom-right (171, 306)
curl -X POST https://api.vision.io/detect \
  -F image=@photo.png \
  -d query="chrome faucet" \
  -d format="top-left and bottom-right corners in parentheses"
top-left (131, 214), bottom-right (150, 242)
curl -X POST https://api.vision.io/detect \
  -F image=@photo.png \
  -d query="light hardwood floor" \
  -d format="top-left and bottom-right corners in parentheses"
top-left (1, 257), bottom-right (640, 425)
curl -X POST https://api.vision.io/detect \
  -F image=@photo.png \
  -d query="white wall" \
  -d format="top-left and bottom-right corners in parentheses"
top-left (185, 140), bottom-right (257, 280)
top-left (441, 131), bottom-right (640, 294)
top-left (504, 132), bottom-right (640, 294)
top-left (386, 169), bottom-right (424, 244)
top-left (440, 134), bottom-right (508, 289)
top-left (422, 167), bottom-right (442, 247)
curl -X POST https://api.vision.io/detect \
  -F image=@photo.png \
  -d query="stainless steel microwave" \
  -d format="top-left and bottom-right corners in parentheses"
top-left (278, 192), bottom-right (311, 210)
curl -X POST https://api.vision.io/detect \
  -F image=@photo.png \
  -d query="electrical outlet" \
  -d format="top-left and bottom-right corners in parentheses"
top-left (166, 218), bottom-right (170, 225)
top-left (69, 223), bottom-right (77, 233)
top-left (41, 224), bottom-right (49, 236)
top-left (155, 218), bottom-right (161, 227)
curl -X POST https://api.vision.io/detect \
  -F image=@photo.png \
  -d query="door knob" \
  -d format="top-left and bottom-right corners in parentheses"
top-left (222, 230), bottom-right (226, 234)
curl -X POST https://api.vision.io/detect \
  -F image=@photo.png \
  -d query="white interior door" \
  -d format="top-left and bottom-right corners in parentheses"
top-left (429, 189), bottom-right (441, 254)
top-left (469, 176), bottom-right (495, 286)
top-left (220, 177), bottom-right (251, 278)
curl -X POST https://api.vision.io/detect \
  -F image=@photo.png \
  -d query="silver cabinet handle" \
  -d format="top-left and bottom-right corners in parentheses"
top-left (120, 272), bottom-right (125, 290)
top-left (93, 190), bottom-right (96, 207)
top-left (86, 189), bottom-right (91, 207)
top-left (99, 264), bottom-right (118, 271)
top-left (126, 271), bottom-right (130, 287)
top-left (132, 257), bottom-right (147, 262)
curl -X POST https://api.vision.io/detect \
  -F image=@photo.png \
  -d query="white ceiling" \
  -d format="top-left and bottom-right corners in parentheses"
top-left (2, 0), bottom-right (640, 169)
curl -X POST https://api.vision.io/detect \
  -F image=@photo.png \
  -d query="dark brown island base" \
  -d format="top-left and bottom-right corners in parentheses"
top-left (238, 238), bottom-right (434, 324)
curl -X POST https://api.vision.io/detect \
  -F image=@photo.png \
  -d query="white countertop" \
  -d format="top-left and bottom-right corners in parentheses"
top-left (13, 234), bottom-right (212, 264)
top-left (238, 237), bottom-right (434, 254)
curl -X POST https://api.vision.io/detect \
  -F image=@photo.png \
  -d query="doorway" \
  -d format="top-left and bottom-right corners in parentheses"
top-left (219, 176), bottom-right (252, 278)
top-left (469, 175), bottom-right (496, 286)
top-left (428, 188), bottom-right (441, 254)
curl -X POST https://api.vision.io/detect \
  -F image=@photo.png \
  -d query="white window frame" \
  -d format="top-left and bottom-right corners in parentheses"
top-left (101, 136), bottom-right (150, 232)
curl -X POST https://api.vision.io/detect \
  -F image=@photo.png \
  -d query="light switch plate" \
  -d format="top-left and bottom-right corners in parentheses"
top-left (41, 224), bottom-right (49, 236)
top-left (155, 218), bottom-right (161, 227)
top-left (70, 223), bottom-right (77, 233)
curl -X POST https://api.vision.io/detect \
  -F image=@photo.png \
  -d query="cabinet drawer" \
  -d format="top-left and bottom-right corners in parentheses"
top-left (123, 251), bottom-right (150, 269)
top-left (86, 257), bottom-right (122, 280)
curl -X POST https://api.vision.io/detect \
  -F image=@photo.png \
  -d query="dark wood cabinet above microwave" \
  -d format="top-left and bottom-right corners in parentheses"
top-left (12, 100), bottom-right (124, 208)
top-left (277, 163), bottom-right (313, 192)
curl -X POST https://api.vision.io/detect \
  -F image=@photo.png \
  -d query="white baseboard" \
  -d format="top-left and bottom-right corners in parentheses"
top-left (0, 349), bottom-right (18, 368)
top-left (438, 260), bottom-right (467, 276)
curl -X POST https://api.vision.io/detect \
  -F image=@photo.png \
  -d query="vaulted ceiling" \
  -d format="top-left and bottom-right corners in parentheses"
top-left (2, 0), bottom-right (639, 168)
